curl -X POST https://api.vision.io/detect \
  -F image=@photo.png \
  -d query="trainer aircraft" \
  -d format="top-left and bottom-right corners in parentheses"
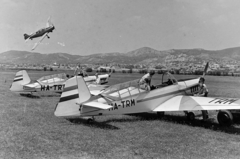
top-left (24, 17), bottom-right (55, 50)
top-left (10, 70), bottom-right (111, 95)
top-left (55, 63), bottom-right (240, 126)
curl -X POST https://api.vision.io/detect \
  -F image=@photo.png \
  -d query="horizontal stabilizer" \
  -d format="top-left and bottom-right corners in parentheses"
top-left (83, 101), bottom-right (112, 110)
top-left (24, 34), bottom-right (30, 41)
top-left (153, 95), bottom-right (240, 112)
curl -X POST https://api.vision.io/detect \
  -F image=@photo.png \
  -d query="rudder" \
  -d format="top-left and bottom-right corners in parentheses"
top-left (24, 34), bottom-right (30, 40)
top-left (10, 70), bottom-right (31, 92)
top-left (54, 76), bottom-right (91, 117)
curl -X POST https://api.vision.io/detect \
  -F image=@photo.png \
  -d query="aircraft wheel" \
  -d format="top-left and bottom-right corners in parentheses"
top-left (86, 117), bottom-right (94, 123)
top-left (217, 110), bottom-right (233, 126)
top-left (157, 112), bottom-right (165, 118)
top-left (87, 118), bottom-right (93, 123)
top-left (187, 112), bottom-right (195, 121)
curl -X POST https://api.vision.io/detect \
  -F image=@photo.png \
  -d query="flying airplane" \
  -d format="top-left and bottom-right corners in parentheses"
top-left (24, 17), bottom-right (55, 51)
top-left (10, 70), bottom-right (112, 95)
top-left (54, 64), bottom-right (240, 126)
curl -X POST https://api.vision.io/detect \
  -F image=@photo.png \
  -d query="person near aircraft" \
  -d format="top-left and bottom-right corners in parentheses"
top-left (164, 78), bottom-right (173, 85)
top-left (74, 64), bottom-right (88, 77)
top-left (139, 71), bottom-right (155, 91)
top-left (194, 77), bottom-right (208, 97)
top-left (194, 77), bottom-right (209, 120)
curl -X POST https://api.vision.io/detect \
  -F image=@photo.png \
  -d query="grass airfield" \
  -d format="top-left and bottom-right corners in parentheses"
top-left (1, 70), bottom-right (240, 158)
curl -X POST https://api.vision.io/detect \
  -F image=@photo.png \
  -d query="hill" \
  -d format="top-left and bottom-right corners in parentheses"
top-left (1, 46), bottom-right (240, 65)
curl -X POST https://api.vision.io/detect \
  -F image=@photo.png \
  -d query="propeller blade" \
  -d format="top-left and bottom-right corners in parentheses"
top-left (203, 62), bottom-right (209, 77)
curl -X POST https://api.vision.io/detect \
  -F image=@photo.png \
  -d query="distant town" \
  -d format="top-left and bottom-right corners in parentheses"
top-left (1, 52), bottom-right (240, 76)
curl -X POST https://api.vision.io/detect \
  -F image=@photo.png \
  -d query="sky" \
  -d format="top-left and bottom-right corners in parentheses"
top-left (1, 0), bottom-right (240, 55)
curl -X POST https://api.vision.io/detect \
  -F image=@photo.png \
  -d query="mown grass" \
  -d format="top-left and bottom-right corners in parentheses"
top-left (1, 70), bottom-right (240, 158)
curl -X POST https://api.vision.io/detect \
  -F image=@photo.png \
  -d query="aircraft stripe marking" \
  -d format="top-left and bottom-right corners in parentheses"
top-left (59, 94), bottom-right (79, 103)
top-left (15, 75), bottom-right (23, 78)
top-left (137, 90), bottom-right (184, 103)
top-left (63, 85), bottom-right (78, 92)
top-left (13, 78), bottom-right (23, 82)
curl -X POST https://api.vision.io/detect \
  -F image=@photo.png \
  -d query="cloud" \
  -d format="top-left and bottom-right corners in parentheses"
top-left (212, 15), bottom-right (228, 24)
top-left (0, 23), bottom-right (14, 30)
top-left (57, 42), bottom-right (65, 46)
top-left (1, 0), bottom-right (18, 8)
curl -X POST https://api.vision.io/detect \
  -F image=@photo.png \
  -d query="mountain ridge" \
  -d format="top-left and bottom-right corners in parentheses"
top-left (1, 46), bottom-right (240, 65)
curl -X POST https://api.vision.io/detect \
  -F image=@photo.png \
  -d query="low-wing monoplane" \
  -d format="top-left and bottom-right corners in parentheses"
top-left (24, 17), bottom-right (55, 50)
top-left (10, 70), bottom-right (112, 95)
top-left (55, 63), bottom-right (240, 126)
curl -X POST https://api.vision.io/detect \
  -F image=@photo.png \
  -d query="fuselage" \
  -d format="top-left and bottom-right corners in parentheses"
top-left (29, 26), bottom-right (55, 39)
top-left (78, 78), bottom-right (200, 117)
top-left (18, 75), bottom-right (110, 93)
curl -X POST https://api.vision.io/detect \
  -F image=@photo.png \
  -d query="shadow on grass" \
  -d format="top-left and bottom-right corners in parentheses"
top-left (104, 113), bottom-right (161, 123)
top-left (20, 93), bottom-right (40, 98)
top-left (66, 118), bottom-right (120, 130)
top-left (65, 113), bottom-right (240, 133)
top-left (161, 114), bottom-right (240, 135)
top-left (107, 113), bottom-right (240, 134)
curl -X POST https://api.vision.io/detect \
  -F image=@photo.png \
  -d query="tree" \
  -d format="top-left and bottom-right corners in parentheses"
top-left (43, 67), bottom-right (47, 71)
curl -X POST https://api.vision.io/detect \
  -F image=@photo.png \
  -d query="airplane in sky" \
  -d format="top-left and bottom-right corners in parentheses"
top-left (10, 70), bottom-right (112, 95)
top-left (54, 63), bottom-right (240, 126)
top-left (24, 17), bottom-right (55, 51)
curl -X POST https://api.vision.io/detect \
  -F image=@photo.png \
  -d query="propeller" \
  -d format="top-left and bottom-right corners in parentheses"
top-left (202, 62), bottom-right (209, 77)
top-left (47, 16), bottom-right (55, 30)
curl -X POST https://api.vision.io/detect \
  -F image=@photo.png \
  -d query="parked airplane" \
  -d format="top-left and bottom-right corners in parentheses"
top-left (55, 68), bottom-right (240, 126)
top-left (10, 70), bottom-right (111, 95)
top-left (24, 17), bottom-right (55, 50)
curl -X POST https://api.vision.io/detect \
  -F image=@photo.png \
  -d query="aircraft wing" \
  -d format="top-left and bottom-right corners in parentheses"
top-left (153, 95), bottom-right (240, 112)
top-left (31, 33), bottom-right (48, 50)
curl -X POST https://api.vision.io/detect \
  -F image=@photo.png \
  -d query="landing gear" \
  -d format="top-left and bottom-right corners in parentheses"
top-left (86, 116), bottom-right (95, 123)
top-left (47, 35), bottom-right (50, 39)
top-left (157, 112), bottom-right (165, 118)
top-left (217, 110), bottom-right (233, 126)
top-left (187, 112), bottom-right (195, 121)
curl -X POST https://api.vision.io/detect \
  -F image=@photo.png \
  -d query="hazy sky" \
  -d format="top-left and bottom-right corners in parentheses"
top-left (1, 0), bottom-right (240, 55)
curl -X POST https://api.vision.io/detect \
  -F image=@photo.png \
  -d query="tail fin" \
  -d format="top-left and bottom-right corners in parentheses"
top-left (54, 76), bottom-right (91, 117)
top-left (10, 70), bottom-right (31, 92)
top-left (24, 34), bottom-right (30, 40)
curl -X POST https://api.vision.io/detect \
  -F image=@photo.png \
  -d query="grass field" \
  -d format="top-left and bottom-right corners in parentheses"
top-left (1, 70), bottom-right (240, 158)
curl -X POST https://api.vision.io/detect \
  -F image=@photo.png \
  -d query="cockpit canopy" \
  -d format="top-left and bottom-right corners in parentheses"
top-left (37, 73), bottom-right (67, 85)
